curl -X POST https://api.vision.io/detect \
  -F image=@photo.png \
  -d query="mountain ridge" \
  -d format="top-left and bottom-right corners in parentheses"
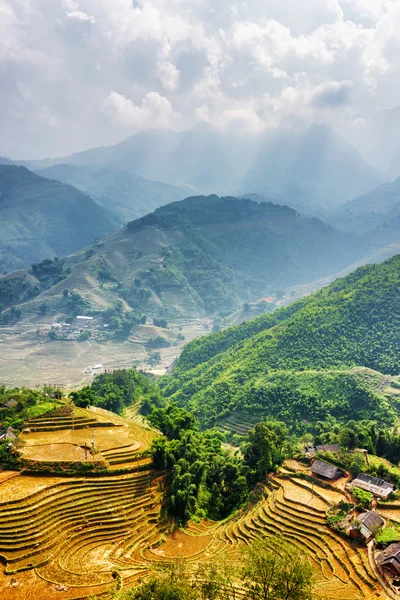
top-left (0, 194), bottom-right (368, 320)
top-left (19, 123), bottom-right (382, 212)
top-left (0, 165), bottom-right (120, 273)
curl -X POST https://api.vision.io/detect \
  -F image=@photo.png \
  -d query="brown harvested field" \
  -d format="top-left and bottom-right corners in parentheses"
top-left (0, 409), bottom-right (389, 600)
top-left (0, 473), bottom-right (70, 502)
top-left (148, 531), bottom-right (213, 559)
top-left (0, 316), bottom-right (209, 389)
top-left (19, 443), bottom-right (104, 462)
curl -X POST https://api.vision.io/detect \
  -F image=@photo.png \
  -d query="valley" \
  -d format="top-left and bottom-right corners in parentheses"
top-left (0, 317), bottom-right (209, 388)
top-left (4, 4), bottom-right (400, 599)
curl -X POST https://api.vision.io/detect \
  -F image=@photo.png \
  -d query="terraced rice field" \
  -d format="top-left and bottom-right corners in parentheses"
top-left (0, 410), bottom-right (388, 599)
top-left (218, 414), bottom-right (260, 437)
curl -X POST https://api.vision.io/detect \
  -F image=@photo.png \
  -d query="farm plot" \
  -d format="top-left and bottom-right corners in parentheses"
top-left (0, 407), bottom-right (386, 600)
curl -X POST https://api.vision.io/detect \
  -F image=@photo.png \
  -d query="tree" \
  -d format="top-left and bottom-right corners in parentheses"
top-left (243, 538), bottom-right (313, 600)
top-left (63, 289), bottom-right (69, 298)
top-left (39, 302), bottom-right (48, 315)
top-left (243, 421), bottom-right (288, 484)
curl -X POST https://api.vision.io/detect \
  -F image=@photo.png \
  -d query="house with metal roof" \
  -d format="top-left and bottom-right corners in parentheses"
top-left (311, 460), bottom-right (342, 480)
top-left (377, 543), bottom-right (400, 577)
top-left (316, 443), bottom-right (341, 453)
top-left (0, 426), bottom-right (18, 442)
top-left (350, 510), bottom-right (384, 541)
top-left (347, 473), bottom-right (395, 499)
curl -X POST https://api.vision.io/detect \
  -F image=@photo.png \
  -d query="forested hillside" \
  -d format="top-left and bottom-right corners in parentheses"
top-left (0, 195), bottom-right (368, 320)
top-left (161, 256), bottom-right (400, 429)
top-left (0, 165), bottom-right (119, 272)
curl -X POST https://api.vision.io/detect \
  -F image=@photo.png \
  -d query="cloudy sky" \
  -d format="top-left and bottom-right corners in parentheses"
top-left (1, 0), bottom-right (400, 159)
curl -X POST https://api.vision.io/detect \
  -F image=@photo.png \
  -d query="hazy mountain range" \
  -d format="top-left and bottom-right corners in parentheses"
top-left (36, 164), bottom-right (189, 222)
top-left (17, 123), bottom-right (382, 214)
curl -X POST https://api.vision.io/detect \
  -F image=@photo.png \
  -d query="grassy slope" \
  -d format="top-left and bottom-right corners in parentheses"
top-left (161, 255), bottom-right (400, 427)
top-left (0, 165), bottom-right (119, 272)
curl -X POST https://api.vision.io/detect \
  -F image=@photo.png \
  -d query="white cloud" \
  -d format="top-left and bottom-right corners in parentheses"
top-left (65, 10), bottom-right (95, 24)
top-left (157, 61), bottom-right (180, 91)
top-left (2, 0), bottom-right (400, 157)
top-left (102, 90), bottom-right (178, 129)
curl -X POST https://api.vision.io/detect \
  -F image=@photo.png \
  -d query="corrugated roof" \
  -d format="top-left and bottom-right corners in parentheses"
top-left (311, 460), bottom-right (340, 479)
top-left (357, 510), bottom-right (384, 535)
top-left (378, 544), bottom-right (400, 572)
top-left (356, 473), bottom-right (393, 490)
top-left (316, 444), bottom-right (341, 453)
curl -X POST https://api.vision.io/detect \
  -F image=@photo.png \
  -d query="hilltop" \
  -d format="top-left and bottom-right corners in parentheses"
top-left (0, 194), bottom-right (366, 320)
top-left (161, 255), bottom-right (400, 429)
top-left (36, 164), bottom-right (189, 222)
top-left (0, 165), bottom-right (119, 272)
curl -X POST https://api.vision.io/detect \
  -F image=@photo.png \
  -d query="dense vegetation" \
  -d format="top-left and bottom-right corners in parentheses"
top-left (0, 165), bottom-right (118, 272)
top-left (148, 403), bottom-right (288, 523)
top-left (0, 385), bottom-right (62, 430)
top-left (161, 256), bottom-right (400, 429)
top-left (0, 386), bottom-right (63, 470)
top-left (69, 369), bottom-right (162, 415)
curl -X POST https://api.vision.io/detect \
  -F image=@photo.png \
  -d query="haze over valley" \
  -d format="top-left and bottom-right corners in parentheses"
top-left (1, 2), bottom-right (400, 600)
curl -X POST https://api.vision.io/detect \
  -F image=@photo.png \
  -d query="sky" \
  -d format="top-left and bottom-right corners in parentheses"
top-left (1, 0), bottom-right (400, 159)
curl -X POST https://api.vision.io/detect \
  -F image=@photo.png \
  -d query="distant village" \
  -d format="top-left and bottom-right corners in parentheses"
top-left (38, 315), bottom-right (110, 342)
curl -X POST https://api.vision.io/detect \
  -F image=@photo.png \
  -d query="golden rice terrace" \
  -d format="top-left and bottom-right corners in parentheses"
top-left (0, 409), bottom-right (393, 599)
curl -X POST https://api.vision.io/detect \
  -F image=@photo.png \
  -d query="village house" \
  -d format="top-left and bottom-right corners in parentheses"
top-left (304, 443), bottom-right (341, 459)
top-left (347, 473), bottom-right (395, 499)
top-left (0, 399), bottom-right (17, 410)
top-left (311, 459), bottom-right (342, 480)
top-left (0, 426), bottom-right (18, 442)
top-left (377, 543), bottom-right (400, 577)
top-left (316, 443), bottom-right (341, 453)
top-left (349, 510), bottom-right (384, 541)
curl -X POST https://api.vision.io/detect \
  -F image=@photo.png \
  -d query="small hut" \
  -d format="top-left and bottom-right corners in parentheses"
top-left (311, 460), bottom-right (341, 480)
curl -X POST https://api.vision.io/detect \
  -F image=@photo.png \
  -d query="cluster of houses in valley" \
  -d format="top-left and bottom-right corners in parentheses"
top-left (306, 445), bottom-right (400, 588)
top-left (41, 315), bottom-right (111, 342)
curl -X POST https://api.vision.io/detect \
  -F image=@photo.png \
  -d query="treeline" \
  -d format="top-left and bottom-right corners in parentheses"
top-left (148, 404), bottom-right (288, 524)
top-left (0, 385), bottom-right (63, 430)
top-left (313, 418), bottom-right (400, 483)
top-left (69, 369), bottom-right (163, 415)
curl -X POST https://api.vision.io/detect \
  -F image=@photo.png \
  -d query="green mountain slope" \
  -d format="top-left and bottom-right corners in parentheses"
top-left (36, 164), bottom-right (188, 222)
top-left (0, 165), bottom-right (119, 272)
top-left (161, 256), bottom-right (400, 429)
top-left (0, 195), bottom-right (368, 321)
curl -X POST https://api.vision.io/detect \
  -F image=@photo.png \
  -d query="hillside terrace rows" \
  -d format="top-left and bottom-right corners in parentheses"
top-left (0, 471), bottom-right (157, 565)
top-left (0, 407), bottom-right (387, 599)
